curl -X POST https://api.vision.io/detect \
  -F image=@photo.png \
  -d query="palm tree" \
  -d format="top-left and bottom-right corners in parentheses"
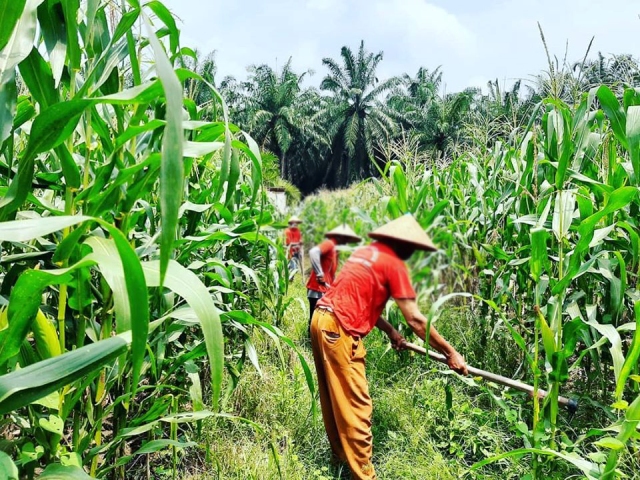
top-left (418, 88), bottom-right (477, 159)
top-left (468, 79), bottom-right (538, 145)
top-left (182, 49), bottom-right (220, 120)
top-left (387, 66), bottom-right (477, 160)
top-left (219, 74), bottom-right (251, 125)
top-left (282, 87), bottom-right (332, 191)
top-left (319, 41), bottom-right (400, 187)
top-left (573, 52), bottom-right (640, 94)
top-left (401, 66), bottom-right (443, 108)
top-left (243, 58), bottom-right (314, 179)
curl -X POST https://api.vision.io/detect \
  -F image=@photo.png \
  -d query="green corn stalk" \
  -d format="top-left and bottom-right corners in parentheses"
top-left (0, 1), bottom-right (296, 476)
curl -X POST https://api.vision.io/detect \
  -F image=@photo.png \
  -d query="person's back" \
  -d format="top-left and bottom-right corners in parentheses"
top-left (285, 225), bottom-right (301, 246)
top-left (317, 242), bottom-right (415, 337)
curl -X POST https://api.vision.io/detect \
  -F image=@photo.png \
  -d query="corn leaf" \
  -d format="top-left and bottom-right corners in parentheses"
top-left (0, 451), bottom-right (19, 480)
top-left (0, 215), bottom-right (90, 242)
top-left (95, 222), bottom-right (149, 390)
top-left (183, 140), bottom-right (224, 158)
top-left (0, 0), bottom-right (27, 51)
top-left (143, 12), bottom-right (184, 287)
top-left (60, 0), bottom-right (80, 71)
top-left (132, 439), bottom-right (197, 457)
top-left (141, 260), bottom-right (223, 409)
top-left (472, 447), bottom-right (601, 480)
top-left (85, 237), bottom-right (131, 333)
top-left (597, 85), bottom-right (628, 149)
top-left (36, 0), bottom-right (67, 87)
top-left (145, 0), bottom-right (179, 55)
top-left (391, 162), bottom-right (408, 212)
top-left (602, 394), bottom-right (640, 480)
top-left (0, 0), bottom-right (43, 84)
top-left (625, 105), bottom-right (640, 183)
top-left (552, 186), bottom-right (637, 295)
top-left (615, 301), bottom-right (640, 401)
top-left (0, 99), bottom-right (91, 217)
top-left (0, 332), bottom-right (131, 414)
top-left (0, 70), bottom-right (16, 144)
top-left (235, 135), bottom-right (262, 205)
top-left (551, 189), bottom-right (576, 241)
top-left (529, 228), bottom-right (549, 283)
top-left (32, 309), bottom-right (61, 359)
top-left (585, 309), bottom-right (625, 384)
top-left (39, 464), bottom-right (93, 479)
top-left (0, 0), bottom-right (42, 144)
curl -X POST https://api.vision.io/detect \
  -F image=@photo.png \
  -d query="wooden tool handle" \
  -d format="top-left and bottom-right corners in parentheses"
top-left (404, 342), bottom-right (578, 413)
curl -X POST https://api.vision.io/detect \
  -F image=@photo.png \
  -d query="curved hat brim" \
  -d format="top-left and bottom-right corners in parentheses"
top-left (368, 215), bottom-right (437, 252)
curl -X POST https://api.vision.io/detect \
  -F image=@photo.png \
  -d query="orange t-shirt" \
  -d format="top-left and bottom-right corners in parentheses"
top-left (317, 242), bottom-right (416, 337)
top-left (285, 227), bottom-right (301, 245)
top-left (306, 239), bottom-right (338, 293)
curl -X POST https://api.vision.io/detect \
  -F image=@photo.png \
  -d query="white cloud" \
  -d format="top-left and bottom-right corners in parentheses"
top-left (305, 0), bottom-right (343, 11)
top-left (160, 0), bottom-right (640, 93)
top-left (370, 0), bottom-right (475, 56)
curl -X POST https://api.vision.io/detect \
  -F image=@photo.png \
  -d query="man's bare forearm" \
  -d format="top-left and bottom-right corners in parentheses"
top-left (375, 317), bottom-right (394, 335)
top-left (427, 324), bottom-right (457, 358)
top-left (376, 317), bottom-right (405, 349)
top-left (407, 316), bottom-right (455, 357)
top-left (396, 298), bottom-right (467, 374)
top-left (397, 299), bottom-right (454, 355)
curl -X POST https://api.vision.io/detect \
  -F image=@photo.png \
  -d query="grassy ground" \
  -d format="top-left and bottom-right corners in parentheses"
top-left (178, 274), bottom-right (550, 480)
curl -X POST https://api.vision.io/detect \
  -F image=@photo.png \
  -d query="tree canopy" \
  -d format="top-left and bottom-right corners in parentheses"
top-left (203, 41), bottom-right (640, 194)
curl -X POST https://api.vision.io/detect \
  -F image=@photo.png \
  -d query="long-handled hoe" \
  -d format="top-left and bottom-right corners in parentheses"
top-left (404, 342), bottom-right (579, 414)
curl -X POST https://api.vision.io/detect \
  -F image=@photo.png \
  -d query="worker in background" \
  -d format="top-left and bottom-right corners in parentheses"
top-left (284, 216), bottom-right (303, 275)
top-left (310, 214), bottom-right (468, 480)
top-left (306, 224), bottom-right (361, 329)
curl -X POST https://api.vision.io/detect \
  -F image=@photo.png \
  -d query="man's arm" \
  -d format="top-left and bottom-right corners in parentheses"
top-left (375, 317), bottom-right (406, 350)
top-left (308, 246), bottom-right (326, 284)
top-left (395, 298), bottom-right (468, 375)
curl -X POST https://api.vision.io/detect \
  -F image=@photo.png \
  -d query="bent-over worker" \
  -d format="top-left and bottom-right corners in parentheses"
top-left (310, 214), bottom-right (468, 480)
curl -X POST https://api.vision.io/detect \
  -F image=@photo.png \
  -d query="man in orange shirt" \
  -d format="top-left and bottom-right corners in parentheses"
top-left (310, 215), bottom-right (468, 480)
top-left (284, 216), bottom-right (303, 273)
top-left (306, 225), bottom-right (361, 326)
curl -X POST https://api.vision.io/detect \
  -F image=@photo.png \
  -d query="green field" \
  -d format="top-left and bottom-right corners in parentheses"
top-left (0, 2), bottom-right (639, 479)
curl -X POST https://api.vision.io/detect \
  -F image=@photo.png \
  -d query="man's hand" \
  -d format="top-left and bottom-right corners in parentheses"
top-left (446, 350), bottom-right (468, 375)
top-left (317, 274), bottom-right (326, 286)
top-left (375, 317), bottom-right (406, 351)
top-left (388, 330), bottom-right (407, 351)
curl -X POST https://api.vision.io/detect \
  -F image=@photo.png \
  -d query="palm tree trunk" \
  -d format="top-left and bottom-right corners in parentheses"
top-left (281, 151), bottom-right (287, 180)
top-left (340, 152), bottom-right (350, 187)
top-left (321, 151), bottom-right (339, 188)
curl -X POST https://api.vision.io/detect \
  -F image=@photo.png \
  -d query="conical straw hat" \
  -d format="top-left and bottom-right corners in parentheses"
top-left (368, 214), bottom-right (437, 251)
top-left (325, 224), bottom-right (361, 243)
top-left (288, 215), bottom-right (303, 224)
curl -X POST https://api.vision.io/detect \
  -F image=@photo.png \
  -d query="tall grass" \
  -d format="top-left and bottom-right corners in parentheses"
top-left (196, 280), bottom-right (535, 479)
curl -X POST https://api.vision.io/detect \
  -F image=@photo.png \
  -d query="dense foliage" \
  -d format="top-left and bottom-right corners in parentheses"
top-left (1, 1), bottom-right (639, 479)
top-left (300, 83), bottom-right (640, 478)
top-left (0, 1), bottom-right (310, 478)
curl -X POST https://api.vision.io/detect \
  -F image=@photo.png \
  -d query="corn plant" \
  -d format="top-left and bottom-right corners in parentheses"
top-left (0, 1), bottom-right (309, 478)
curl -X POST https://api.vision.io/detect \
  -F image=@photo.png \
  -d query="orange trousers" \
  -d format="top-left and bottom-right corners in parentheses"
top-left (310, 308), bottom-right (376, 480)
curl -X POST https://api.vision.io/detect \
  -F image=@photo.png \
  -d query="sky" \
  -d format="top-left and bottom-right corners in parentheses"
top-left (161, 0), bottom-right (640, 93)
